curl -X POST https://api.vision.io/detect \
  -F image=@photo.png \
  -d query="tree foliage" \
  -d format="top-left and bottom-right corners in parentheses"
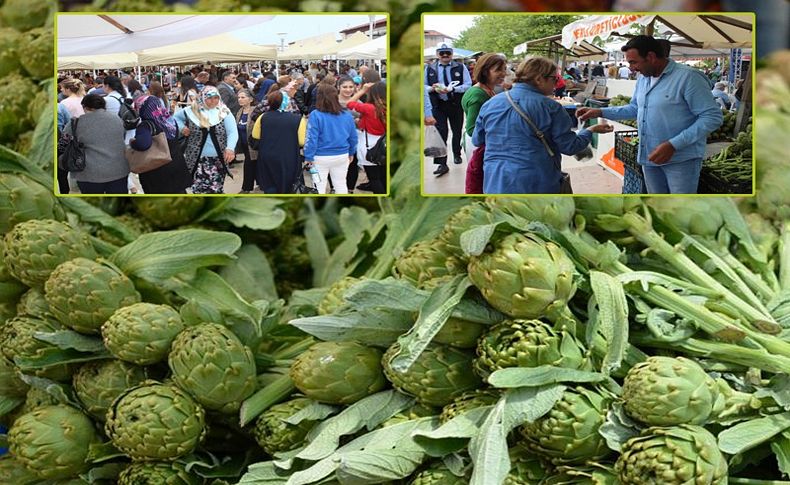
top-left (454, 15), bottom-right (583, 56)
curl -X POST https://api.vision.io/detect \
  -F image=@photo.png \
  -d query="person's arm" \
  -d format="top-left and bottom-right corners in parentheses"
top-left (347, 116), bottom-right (358, 158)
top-left (297, 117), bottom-right (307, 147)
top-left (463, 92), bottom-right (485, 137)
top-left (173, 109), bottom-right (188, 136)
top-left (57, 104), bottom-right (71, 132)
top-left (471, 103), bottom-right (487, 147)
top-left (347, 100), bottom-right (374, 115)
top-left (303, 114), bottom-right (318, 161)
top-left (252, 114), bottom-right (263, 140)
top-left (348, 83), bottom-right (374, 104)
top-left (599, 81), bottom-right (640, 120)
top-left (545, 102), bottom-right (594, 156)
top-left (223, 115), bottom-right (239, 155)
top-left (667, 73), bottom-right (724, 151)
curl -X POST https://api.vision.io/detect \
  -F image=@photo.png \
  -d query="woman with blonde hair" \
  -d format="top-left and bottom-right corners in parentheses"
top-left (472, 57), bottom-right (613, 194)
top-left (59, 78), bottom-right (86, 119)
top-left (173, 86), bottom-right (239, 193)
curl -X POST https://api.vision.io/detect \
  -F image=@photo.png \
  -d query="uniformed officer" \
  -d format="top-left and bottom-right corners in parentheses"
top-left (424, 44), bottom-right (472, 176)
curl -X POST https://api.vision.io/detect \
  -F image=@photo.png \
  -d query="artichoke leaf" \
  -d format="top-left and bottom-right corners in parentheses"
top-left (589, 271), bottom-right (629, 375)
top-left (238, 461), bottom-right (291, 484)
top-left (295, 390), bottom-right (414, 462)
top-left (14, 346), bottom-right (110, 370)
top-left (488, 366), bottom-right (606, 388)
top-left (412, 406), bottom-right (493, 456)
top-left (771, 430), bottom-right (790, 479)
top-left (60, 197), bottom-right (138, 245)
top-left (0, 395), bottom-right (23, 417)
top-left (219, 244), bottom-right (278, 303)
top-left (599, 402), bottom-right (642, 452)
top-left (111, 229), bottom-right (242, 283)
top-left (198, 198), bottom-right (288, 231)
top-left (33, 330), bottom-right (105, 353)
top-left (719, 411), bottom-right (790, 455)
top-left (389, 274), bottom-right (472, 373)
top-left (288, 309), bottom-right (413, 348)
top-left (283, 401), bottom-right (340, 426)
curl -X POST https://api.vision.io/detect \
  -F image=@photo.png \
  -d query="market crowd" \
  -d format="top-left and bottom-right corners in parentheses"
top-left (57, 60), bottom-right (387, 195)
top-left (424, 36), bottom-right (727, 195)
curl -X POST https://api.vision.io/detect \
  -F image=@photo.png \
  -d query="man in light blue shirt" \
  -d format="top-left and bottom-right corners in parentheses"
top-left (711, 82), bottom-right (731, 110)
top-left (578, 35), bottom-right (723, 194)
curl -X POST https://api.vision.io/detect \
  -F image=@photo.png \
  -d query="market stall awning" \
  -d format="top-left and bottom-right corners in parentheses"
top-left (561, 14), bottom-right (753, 51)
top-left (321, 32), bottom-right (371, 58)
top-left (337, 35), bottom-right (387, 60)
top-left (424, 46), bottom-right (481, 60)
top-left (137, 33), bottom-right (277, 65)
top-left (513, 35), bottom-right (607, 60)
top-left (58, 14), bottom-right (274, 57)
top-left (278, 33), bottom-right (337, 60)
top-left (58, 52), bottom-right (139, 70)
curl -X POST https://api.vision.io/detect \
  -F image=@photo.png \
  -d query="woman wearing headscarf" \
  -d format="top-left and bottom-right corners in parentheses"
top-left (129, 94), bottom-right (192, 194)
top-left (173, 86), bottom-right (239, 194)
top-left (251, 89), bottom-right (306, 194)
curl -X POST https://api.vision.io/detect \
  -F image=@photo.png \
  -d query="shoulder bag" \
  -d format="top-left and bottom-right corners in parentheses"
top-left (125, 121), bottom-right (172, 174)
top-left (57, 117), bottom-right (86, 172)
top-left (505, 90), bottom-right (572, 194)
top-left (365, 131), bottom-right (386, 166)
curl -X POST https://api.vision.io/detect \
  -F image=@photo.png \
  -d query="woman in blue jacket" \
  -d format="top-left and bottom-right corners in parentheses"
top-left (303, 83), bottom-right (358, 194)
top-left (473, 57), bottom-right (613, 194)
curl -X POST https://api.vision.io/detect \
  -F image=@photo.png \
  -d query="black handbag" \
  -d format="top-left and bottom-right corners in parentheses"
top-left (292, 170), bottom-right (318, 194)
top-left (57, 118), bottom-right (86, 172)
top-left (365, 131), bottom-right (386, 166)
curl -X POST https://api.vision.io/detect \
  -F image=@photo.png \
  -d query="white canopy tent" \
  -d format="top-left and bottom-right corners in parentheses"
top-left (58, 52), bottom-right (139, 70)
top-left (57, 14), bottom-right (274, 57)
top-left (337, 35), bottom-right (386, 60)
top-left (137, 33), bottom-right (277, 65)
top-left (278, 33), bottom-right (337, 60)
top-left (320, 32), bottom-right (371, 58)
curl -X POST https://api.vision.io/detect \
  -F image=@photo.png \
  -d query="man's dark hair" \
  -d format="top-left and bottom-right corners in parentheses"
top-left (82, 94), bottom-right (106, 110)
top-left (621, 35), bottom-right (666, 59)
top-left (221, 70), bottom-right (234, 81)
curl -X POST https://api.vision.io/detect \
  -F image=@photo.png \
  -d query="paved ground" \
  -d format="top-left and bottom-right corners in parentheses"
top-left (422, 141), bottom-right (622, 195)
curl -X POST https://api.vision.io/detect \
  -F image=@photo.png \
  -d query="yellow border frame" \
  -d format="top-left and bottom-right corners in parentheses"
top-left (419, 11), bottom-right (757, 198)
top-left (54, 11), bottom-right (391, 198)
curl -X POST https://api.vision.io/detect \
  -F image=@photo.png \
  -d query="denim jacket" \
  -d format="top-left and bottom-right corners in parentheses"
top-left (600, 59), bottom-right (723, 166)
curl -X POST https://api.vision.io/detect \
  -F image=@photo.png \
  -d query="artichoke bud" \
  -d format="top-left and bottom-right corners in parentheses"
top-left (474, 319), bottom-right (588, 379)
top-left (439, 201), bottom-right (498, 260)
top-left (615, 424), bottom-right (727, 485)
top-left (382, 343), bottom-right (482, 407)
top-left (0, 173), bottom-right (65, 235)
top-left (254, 397), bottom-right (318, 455)
top-left (468, 233), bottom-right (577, 319)
top-left (118, 461), bottom-right (203, 485)
top-left (0, 354), bottom-right (27, 397)
top-left (393, 238), bottom-right (463, 290)
top-left (15, 287), bottom-right (54, 320)
top-left (317, 276), bottom-right (364, 315)
top-left (168, 323), bottom-right (258, 414)
top-left (8, 405), bottom-right (99, 480)
top-left (105, 380), bottom-right (207, 461)
top-left (506, 444), bottom-right (553, 484)
top-left (72, 359), bottom-right (148, 422)
top-left (290, 341), bottom-right (387, 405)
top-left (432, 316), bottom-right (486, 349)
top-left (439, 388), bottom-right (500, 423)
top-left (3, 219), bottom-right (96, 288)
top-left (102, 302), bottom-right (185, 365)
top-left (520, 386), bottom-right (613, 465)
top-left (45, 257), bottom-right (141, 334)
top-left (408, 462), bottom-right (468, 485)
top-left (132, 197), bottom-right (207, 229)
top-left (486, 197), bottom-right (576, 231)
top-left (1, 315), bottom-right (75, 381)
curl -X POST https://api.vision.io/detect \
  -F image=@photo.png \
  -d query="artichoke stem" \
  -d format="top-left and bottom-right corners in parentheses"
top-left (89, 235), bottom-right (120, 258)
top-left (272, 337), bottom-right (316, 361)
top-left (779, 221), bottom-right (790, 292)
top-left (716, 249), bottom-right (776, 302)
top-left (239, 374), bottom-right (295, 427)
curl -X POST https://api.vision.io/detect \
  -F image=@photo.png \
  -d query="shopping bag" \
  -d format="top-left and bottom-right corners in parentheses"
top-left (423, 125), bottom-right (447, 158)
top-left (126, 131), bottom-right (172, 174)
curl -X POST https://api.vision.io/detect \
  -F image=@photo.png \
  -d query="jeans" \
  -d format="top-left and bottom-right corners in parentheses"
top-left (641, 159), bottom-right (702, 194)
top-left (77, 176), bottom-right (128, 194)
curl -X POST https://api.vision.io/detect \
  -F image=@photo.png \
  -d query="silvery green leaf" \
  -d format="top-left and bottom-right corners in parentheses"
top-left (719, 411), bottom-right (790, 454)
top-left (599, 402), bottom-right (642, 452)
top-left (219, 244), bottom-right (278, 302)
top-left (488, 366), bottom-right (605, 388)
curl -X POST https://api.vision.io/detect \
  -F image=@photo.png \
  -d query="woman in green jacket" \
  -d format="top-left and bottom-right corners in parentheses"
top-left (460, 53), bottom-right (507, 193)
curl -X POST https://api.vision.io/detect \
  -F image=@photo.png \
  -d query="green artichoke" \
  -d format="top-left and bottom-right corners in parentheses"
top-left (0, 354), bottom-right (27, 397)
top-left (541, 466), bottom-right (619, 485)
top-left (3, 219), bottom-right (96, 287)
top-left (1, 315), bottom-right (75, 381)
top-left (18, 27), bottom-right (51, 79)
top-left (0, 0), bottom-right (51, 32)
top-left (2, 386), bottom-right (59, 427)
top-left (432, 316), bottom-right (485, 349)
top-left (0, 455), bottom-right (42, 484)
top-left (574, 197), bottom-right (642, 227)
top-left (439, 388), bottom-right (499, 423)
top-left (645, 198), bottom-right (726, 238)
top-left (290, 341), bottom-right (386, 405)
top-left (168, 323), bottom-right (257, 414)
top-left (0, 73), bottom-right (36, 142)
top-left (520, 387), bottom-right (612, 465)
top-left (615, 424), bottom-right (728, 484)
top-left (117, 462), bottom-right (202, 485)
top-left (382, 343), bottom-right (482, 407)
top-left (393, 238), bottom-right (464, 290)
top-left (756, 167), bottom-right (790, 222)
top-left (474, 319), bottom-right (588, 379)
top-left (133, 197), bottom-right (206, 229)
top-left (254, 397), bottom-right (318, 455)
top-left (486, 197), bottom-right (576, 231)
top-left (102, 302), bottom-right (185, 365)
top-left (0, 28), bottom-right (21, 78)
top-left (73, 359), bottom-right (148, 422)
top-left (409, 463), bottom-right (468, 484)
top-left (317, 276), bottom-right (362, 315)
top-left (15, 287), bottom-right (53, 320)
top-left (439, 201), bottom-right (498, 260)
top-left (622, 355), bottom-right (760, 426)
top-left (467, 233), bottom-right (577, 319)
top-left (0, 173), bottom-right (64, 234)
top-left (8, 405), bottom-right (99, 480)
top-left (106, 381), bottom-right (206, 461)
top-left (45, 258), bottom-right (141, 334)
top-left (505, 444), bottom-right (552, 485)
